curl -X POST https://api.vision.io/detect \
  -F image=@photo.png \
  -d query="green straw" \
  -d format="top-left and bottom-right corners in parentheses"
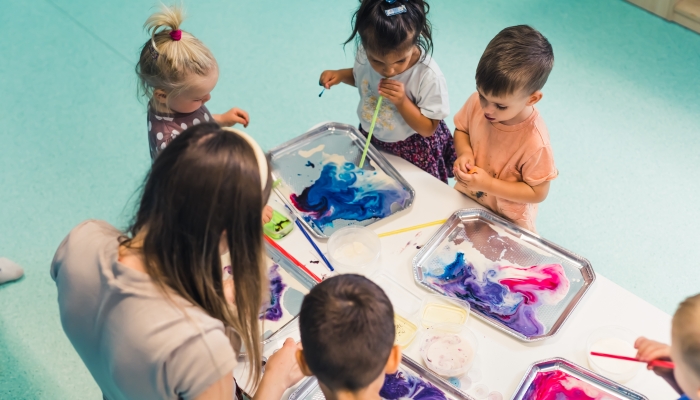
top-left (359, 95), bottom-right (383, 168)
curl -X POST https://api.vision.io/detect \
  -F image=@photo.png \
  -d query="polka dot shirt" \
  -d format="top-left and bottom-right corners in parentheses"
top-left (147, 105), bottom-right (213, 160)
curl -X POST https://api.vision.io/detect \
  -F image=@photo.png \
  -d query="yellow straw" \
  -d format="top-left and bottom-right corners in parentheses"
top-left (359, 96), bottom-right (383, 168)
top-left (378, 219), bottom-right (448, 238)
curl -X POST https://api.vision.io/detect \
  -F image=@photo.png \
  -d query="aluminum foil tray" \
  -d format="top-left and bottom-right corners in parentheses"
top-left (268, 122), bottom-right (415, 238)
top-left (412, 209), bottom-right (595, 341)
top-left (512, 358), bottom-right (648, 399)
top-left (262, 241), bottom-right (317, 340)
top-left (288, 355), bottom-right (474, 400)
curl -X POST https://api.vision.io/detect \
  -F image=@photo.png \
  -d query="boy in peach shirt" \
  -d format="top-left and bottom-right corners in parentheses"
top-left (453, 25), bottom-right (557, 232)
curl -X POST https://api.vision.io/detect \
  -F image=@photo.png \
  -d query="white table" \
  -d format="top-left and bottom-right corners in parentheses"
top-left (244, 154), bottom-right (677, 399)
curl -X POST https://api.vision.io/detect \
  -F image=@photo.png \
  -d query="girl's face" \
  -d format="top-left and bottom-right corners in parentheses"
top-left (155, 69), bottom-right (219, 114)
top-left (365, 45), bottom-right (419, 78)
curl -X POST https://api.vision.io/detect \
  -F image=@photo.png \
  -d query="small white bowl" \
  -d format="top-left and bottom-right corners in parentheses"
top-left (327, 226), bottom-right (381, 275)
top-left (586, 326), bottom-right (642, 383)
top-left (419, 323), bottom-right (478, 378)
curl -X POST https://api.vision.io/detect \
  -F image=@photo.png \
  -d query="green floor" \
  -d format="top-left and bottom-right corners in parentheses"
top-left (1, 0), bottom-right (699, 398)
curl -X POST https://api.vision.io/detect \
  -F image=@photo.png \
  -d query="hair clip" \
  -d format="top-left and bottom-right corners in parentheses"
top-left (385, 5), bottom-right (406, 16)
top-left (148, 42), bottom-right (159, 60)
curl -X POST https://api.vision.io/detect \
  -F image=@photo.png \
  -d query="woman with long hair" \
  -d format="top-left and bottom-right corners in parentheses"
top-left (51, 123), bottom-right (301, 399)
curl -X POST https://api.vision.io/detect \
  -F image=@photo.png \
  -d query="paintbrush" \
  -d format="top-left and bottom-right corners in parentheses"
top-left (264, 235), bottom-right (322, 283)
top-left (283, 205), bottom-right (335, 272)
top-left (590, 352), bottom-right (675, 369)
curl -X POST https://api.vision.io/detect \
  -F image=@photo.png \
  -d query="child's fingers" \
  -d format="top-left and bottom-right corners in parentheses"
top-left (237, 109), bottom-right (250, 125)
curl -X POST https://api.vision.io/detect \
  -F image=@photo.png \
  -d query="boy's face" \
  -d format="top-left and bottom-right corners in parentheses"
top-left (671, 333), bottom-right (700, 400)
top-left (477, 86), bottom-right (542, 125)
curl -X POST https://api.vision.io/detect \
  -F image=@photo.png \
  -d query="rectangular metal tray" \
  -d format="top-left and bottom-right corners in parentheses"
top-left (412, 209), bottom-right (595, 341)
top-left (267, 122), bottom-right (415, 238)
top-left (288, 355), bottom-right (474, 400)
top-left (512, 358), bottom-right (648, 399)
top-left (262, 241), bottom-right (317, 340)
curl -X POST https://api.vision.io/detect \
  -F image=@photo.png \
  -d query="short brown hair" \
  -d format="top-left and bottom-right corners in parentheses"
top-left (476, 25), bottom-right (554, 97)
top-left (299, 274), bottom-right (395, 392)
top-left (672, 293), bottom-right (700, 378)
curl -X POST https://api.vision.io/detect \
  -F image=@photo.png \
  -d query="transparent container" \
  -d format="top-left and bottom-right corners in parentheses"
top-left (328, 226), bottom-right (381, 275)
top-left (419, 322), bottom-right (479, 378)
top-left (586, 326), bottom-right (642, 383)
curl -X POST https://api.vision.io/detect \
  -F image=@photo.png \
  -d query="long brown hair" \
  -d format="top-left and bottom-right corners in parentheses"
top-left (122, 122), bottom-right (270, 387)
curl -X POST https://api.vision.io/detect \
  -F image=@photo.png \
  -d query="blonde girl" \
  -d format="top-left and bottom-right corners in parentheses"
top-left (136, 5), bottom-right (249, 159)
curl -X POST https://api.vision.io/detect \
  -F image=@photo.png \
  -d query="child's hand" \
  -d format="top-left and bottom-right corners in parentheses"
top-left (378, 79), bottom-right (407, 106)
top-left (454, 164), bottom-right (491, 192)
top-left (262, 205), bottom-right (273, 224)
top-left (216, 108), bottom-right (250, 128)
top-left (454, 153), bottom-right (475, 175)
top-left (319, 70), bottom-right (344, 89)
top-left (634, 336), bottom-right (671, 368)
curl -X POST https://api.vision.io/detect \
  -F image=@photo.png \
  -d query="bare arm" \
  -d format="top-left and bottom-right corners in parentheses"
top-left (453, 128), bottom-right (475, 174)
top-left (319, 68), bottom-right (355, 88)
top-left (379, 79), bottom-right (438, 137)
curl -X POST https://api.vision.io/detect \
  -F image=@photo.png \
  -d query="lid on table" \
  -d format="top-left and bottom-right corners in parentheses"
top-left (420, 295), bottom-right (471, 328)
top-left (372, 273), bottom-right (422, 347)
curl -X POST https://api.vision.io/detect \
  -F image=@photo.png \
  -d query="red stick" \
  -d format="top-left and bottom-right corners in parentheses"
top-left (590, 351), bottom-right (675, 369)
top-left (264, 235), bottom-right (322, 283)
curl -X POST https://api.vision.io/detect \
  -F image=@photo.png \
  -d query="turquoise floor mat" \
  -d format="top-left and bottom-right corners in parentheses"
top-left (1, 0), bottom-right (699, 398)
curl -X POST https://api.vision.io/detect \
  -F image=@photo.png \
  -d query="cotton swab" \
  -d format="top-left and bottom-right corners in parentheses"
top-left (318, 88), bottom-right (325, 97)
top-left (264, 235), bottom-right (322, 283)
top-left (359, 96), bottom-right (383, 168)
top-left (590, 352), bottom-right (675, 369)
top-left (378, 219), bottom-right (448, 238)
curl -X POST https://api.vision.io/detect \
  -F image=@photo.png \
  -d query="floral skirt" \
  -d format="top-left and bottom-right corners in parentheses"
top-left (359, 120), bottom-right (456, 183)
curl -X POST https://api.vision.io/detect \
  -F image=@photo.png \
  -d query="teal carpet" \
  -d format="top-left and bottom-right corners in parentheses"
top-left (1, 0), bottom-right (699, 397)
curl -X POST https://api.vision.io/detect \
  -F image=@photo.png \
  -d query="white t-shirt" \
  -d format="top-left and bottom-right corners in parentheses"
top-left (353, 48), bottom-right (450, 143)
top-left (51, 220), bottom-right (239, 400)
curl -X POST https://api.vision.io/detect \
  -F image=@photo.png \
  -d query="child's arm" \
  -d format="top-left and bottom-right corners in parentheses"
top-left (379, 79), bottom-right (438, 137)
top-left (635, 337), bottom-right (683, 395)
top-left (213, 108), bottom-right (250, 128)
top-left (319, 68), bottom-right (355, 89)
top-left (454, 166), bottom-right (550, 204)
top-left (453, 129), bottom-right (475, 175)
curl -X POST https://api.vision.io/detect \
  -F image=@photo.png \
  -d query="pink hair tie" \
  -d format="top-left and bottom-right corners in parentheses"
top-left (169, 29), bottom-right (182, 41)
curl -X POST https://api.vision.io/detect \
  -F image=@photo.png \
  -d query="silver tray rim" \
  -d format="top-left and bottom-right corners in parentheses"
top-left (262, 242), bottom-right (318, 341)
top-left (510, 357), bottom-right (649, 400)
top-left (412, 208), bottom-right (596, 342)
top-left (267, 121), bottom-right (416, 239)
top-left (288, 354), bottom-right (475, 400)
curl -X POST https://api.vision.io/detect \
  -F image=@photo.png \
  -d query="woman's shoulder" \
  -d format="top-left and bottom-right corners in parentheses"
top-left (51, 220), bottom-right (120, 280)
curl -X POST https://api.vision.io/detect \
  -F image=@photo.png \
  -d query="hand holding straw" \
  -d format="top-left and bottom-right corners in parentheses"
top-left (359, 96), bottom-right (383, 168)
top-left (590, 352), bottom-right (675, 369)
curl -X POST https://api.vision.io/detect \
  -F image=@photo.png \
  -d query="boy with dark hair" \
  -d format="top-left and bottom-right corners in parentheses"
top-left (296, 274), bottom-right (401, 399)
top-left (636, 293), bottom-right (700, 400)
top-left (453, 25), bottom-right (558, 232)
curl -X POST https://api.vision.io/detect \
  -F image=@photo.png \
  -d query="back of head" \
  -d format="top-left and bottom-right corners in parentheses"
top-left (125, 122), bottom-right (271, 387)
top-left (299, 274), bottom-right (395, 392)
top-left (136, 4), bottom-right (217, 107)
top-left (345, 0), bottom-right (433, 57)
top-left (476, 25), bottom-right (554, 97)
top-left (673, 293), bottom-right (700, 379)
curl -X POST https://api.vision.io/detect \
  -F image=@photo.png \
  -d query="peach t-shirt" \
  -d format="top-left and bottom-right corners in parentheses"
top-left (453, 92), bottom-right (558, 232)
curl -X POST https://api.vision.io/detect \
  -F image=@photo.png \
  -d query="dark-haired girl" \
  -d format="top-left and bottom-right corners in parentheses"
top-left (320, 0), bottom-right (454, 183)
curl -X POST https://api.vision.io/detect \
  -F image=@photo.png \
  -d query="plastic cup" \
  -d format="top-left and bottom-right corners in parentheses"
top-left (419, 323), bottom-right (479, 378)
top-left (328, 226), bottom-right (381, 275)
top-left (586, 326), bottom-right (642, 383)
